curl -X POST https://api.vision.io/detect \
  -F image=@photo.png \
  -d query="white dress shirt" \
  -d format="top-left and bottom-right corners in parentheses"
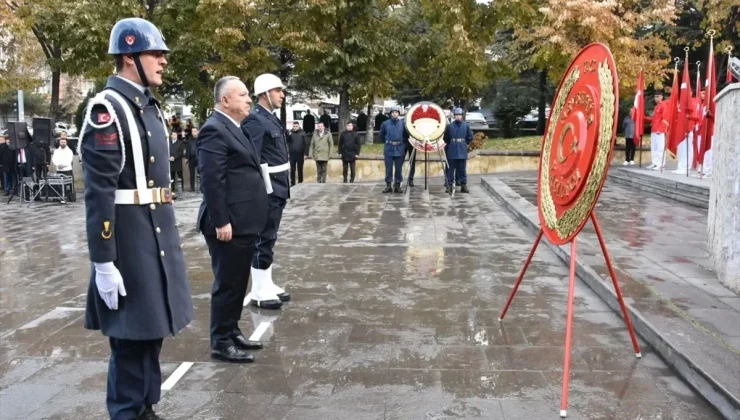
top-left (215, 109), bottom-right (242, 128)
top-left (116, 76), bottom-right (146, 94)
top-left (52, 146), bottom-right (74, 171)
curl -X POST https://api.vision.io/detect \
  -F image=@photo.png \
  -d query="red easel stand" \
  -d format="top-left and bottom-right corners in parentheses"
top-left (498, 212), bottom-right (641, 418)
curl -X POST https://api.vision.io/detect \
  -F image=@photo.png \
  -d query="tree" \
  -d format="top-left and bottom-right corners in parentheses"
top-left (0, 90), bottom-right (47, 124)
top-left (486, 75), bottom-right (539, 138)
top-left (282, 0), bottom-right (406, 133)
top-left (0, 6), bottom-right (46, 95)
top-left (497, 0), bottom-right (679, 99)
top-left (394, 0), bottom-right (499, 109)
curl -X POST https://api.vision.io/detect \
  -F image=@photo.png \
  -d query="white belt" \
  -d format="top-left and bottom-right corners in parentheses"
top-left (267, 162), bottom-right (290, 173)
top-left (114, 188), bottom-right (172, 205)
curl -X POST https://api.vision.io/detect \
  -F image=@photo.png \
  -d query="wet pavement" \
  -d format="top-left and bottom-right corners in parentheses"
top-left (500, 175), bottom-right (740, 352)
top-left (0, 181), bottom-right (724, 419)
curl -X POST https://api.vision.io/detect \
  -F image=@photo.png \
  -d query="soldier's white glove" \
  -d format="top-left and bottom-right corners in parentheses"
top-left (94, 262), bottom-right (127, 310)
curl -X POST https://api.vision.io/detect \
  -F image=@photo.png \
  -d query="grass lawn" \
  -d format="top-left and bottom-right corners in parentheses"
top-left (359, 134), bottom-right (650, 156)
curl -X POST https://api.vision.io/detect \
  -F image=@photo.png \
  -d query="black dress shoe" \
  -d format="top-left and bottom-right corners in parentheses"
top-left (250, 298), bottom-right (282, 310)
top-left (276, 291), bottom-right (291, 302)
top-left (232, 334), bottom-right (263, 350)
top-left (138, 406), bottom-right (165, 420)
top-left (211, 345), bottom-right (255, 363)
top-left (460, 185), bottom-right (470, 193)
top-left (409, 180), bottom-right (414, 187)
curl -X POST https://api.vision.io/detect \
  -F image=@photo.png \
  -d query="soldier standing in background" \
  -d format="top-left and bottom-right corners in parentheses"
top-left (443, 108), bottom-right (473, 193)
top-left (79, 17), bottom-right (192, 420)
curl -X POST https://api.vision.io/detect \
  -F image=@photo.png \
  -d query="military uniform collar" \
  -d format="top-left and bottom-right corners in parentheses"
top-left (106, 76), bottom-right (156, 109)
top-left (254, 103), bottom-right (277, 118)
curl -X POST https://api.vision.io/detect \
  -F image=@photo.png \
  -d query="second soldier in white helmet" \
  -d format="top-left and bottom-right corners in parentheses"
top-left (241, 74), bottom-right (292, 309)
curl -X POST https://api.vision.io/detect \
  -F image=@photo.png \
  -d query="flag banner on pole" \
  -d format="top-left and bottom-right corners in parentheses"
top-left (665, 67), bottom-right (680, 157)
top-left (632, 70), bottom-right (645, 145)
top-left (669, 59), bottom-right (692, 156)
top-left (698, 40), bottom-right (717, 166)
top-left (692, 64), bottom-right (702, 169)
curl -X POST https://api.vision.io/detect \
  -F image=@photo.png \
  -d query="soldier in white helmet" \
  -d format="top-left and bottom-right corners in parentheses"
top-left (241, 74), bottom-right (291, 309)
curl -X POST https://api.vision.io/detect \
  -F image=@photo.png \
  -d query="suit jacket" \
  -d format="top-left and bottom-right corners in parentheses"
top-left (196, 111), bottom-right (268, 237)
top-left (168, 140), bottom-right (185, 172)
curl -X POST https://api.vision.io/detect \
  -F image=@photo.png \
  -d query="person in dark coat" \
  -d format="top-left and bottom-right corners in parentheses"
top-left (302, 112), bottom-right (315, 134)
top-left (444, 107), bottom-right (473, 193)
top-left (320, 109), bottom-right (332, 131)
top-left (356, 111), bottom-right (368, 132)
top-left (287, 121), bottom-right (309, 185)
top-left (338, 122), bottom-right (361, 183)
top-left (380, 106), bottom-right (406, 193)
top-left (374, 112), bottom-right (388, 132)
top-left (168, 131), bottom-right (185, 193)
top-left (197, 76), bottom-right (268, 363)
top-left (185, 126), bottom-right (199, 191)
top-left (241, 73), bottom-right (292, 309)
top-left (79, 18), bottom-right (192, 420)
top-left (0, 135), bottom-right (16, 195)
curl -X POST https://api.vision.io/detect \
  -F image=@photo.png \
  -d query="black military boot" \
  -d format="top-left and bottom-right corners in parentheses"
top-left (445, 184), bottom-right (453, 194)
top-left (460, 185), bottom-right (470, 193)
top-left (409, 180), bottom-right (415, 187)
top-left (383, 183), bottom-right (392, 193)
top-left (393, 183), bottom-right (402, 193)
top-left (139, 406), bottom-right (165, 420)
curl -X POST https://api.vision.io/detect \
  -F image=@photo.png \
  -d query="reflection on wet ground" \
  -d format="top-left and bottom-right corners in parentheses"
top-left (0, 181), bottom-right (723, 419)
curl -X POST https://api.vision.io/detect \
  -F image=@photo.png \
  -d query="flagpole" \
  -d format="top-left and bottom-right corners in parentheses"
top-left (700, 29), bottom-right (716, 180)
top-left (694, 60), bottom-right (701, 176)
top-left (662, 57), bottom-right (679, 174)
top-left (684, 47), bottom-right (691, 178)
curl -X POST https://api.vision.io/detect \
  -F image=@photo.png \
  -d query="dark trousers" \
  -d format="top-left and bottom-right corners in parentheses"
top-left (253, 195), bottom-right (286, 269)
top-left (107, 337), bottom-right (164, 420)
top-left (447, 159), bottom-right (468, 186)
top-left (188, 161), bottom-right (198, 192)
top-left (384, 155), bottom-right (403, 184)
top-left (205, 234), bottom-right (257, 348)
top-left (342, 160), bottom-right (356, 182)
top-left (625, 138), bottom-right (636, 162)
top-left (289, 153), bottom-right (305, 185)
top-left (316, 161), bottom-right (328, 183)
top-left (2, 171), bottom-right (13, 193)
top-left (405, 148), bottom-right (416, 181)
top-left (170, 170), bottom-right (184, 192)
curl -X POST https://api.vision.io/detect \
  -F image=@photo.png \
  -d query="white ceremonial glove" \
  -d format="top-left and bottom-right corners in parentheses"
top-left (94, 262), bottom-right (127, 310)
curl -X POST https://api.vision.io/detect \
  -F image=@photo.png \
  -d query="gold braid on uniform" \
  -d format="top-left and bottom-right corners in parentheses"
top-left (539, 59), bottom-right (615, 240)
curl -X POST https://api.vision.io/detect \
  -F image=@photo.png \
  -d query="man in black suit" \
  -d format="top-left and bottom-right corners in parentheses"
top-left (197, 76), bottom-right (269, 363)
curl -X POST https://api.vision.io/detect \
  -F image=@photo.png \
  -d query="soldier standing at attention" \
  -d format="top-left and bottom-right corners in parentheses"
top-left (380, 106), bottom-right (406, 193)
top-left (444, 108), bottom-right (473, 193)
top-left (79, 18), bottom-right (193, 420)
top-left (241, 73), bottom-right (292, 309)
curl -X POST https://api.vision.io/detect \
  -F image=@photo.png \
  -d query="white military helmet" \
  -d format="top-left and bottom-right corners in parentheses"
top-left (254, 73), bottom-right (286, 96)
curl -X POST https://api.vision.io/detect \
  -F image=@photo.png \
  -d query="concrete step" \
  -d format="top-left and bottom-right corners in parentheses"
top-left (607, 167), bottom-right (709, 209)
top-left (480, 176), bottom-right (740, 420)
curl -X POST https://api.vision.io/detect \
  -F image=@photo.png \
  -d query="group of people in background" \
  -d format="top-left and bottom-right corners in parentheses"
top-left (287, 120), bottom-right (362, 185)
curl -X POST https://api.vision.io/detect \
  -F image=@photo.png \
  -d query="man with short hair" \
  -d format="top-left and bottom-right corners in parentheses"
top-left (444, 108), bottom-right (473, 193)
top-left (287, 121), bottom-right (309, 185)
top-left (51, 133), bottom-right (76, 201)
top-left (645, 91), bottom-right (669, 170)
top-left (241, 74), bottom-right (292, 309)
top-left (198, 76), bottom-right (268, 363)
top-left (338, 121), bottom-right (361, 183)
top-left (310, 121), bottom-right (333, 183)
top-left (186, 126), bottom-right (199, 191)
top-left (80, 18), bottom-right (193, 420)
top-left (0, 135), bottom-right (14, 195)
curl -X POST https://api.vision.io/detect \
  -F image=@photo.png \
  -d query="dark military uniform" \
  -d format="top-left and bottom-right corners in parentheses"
top-left (241, 104), bottom-right (290, 270)
top-left (81, 76), bottom-right (193, 420)
top-left (380, 117), bottom-right (407, 185)
top-left (444, 120), bottom-right (473, 186)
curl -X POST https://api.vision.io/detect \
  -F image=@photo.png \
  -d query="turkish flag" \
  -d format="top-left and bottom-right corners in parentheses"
top-left (632, 70), bottom-right (645, 144)
top-left (698, 42), bottom-right (717, 166)
top-left (664, 69), bottom-right (680, 156)
top-left (668, 59), bottom-right (692, 156)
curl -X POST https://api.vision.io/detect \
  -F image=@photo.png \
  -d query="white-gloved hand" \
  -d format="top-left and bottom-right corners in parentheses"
top-left (94, 262), bottom-right (127, 310)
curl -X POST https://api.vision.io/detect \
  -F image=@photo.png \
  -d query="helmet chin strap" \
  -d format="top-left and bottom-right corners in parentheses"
top-left (133, 54), bottom-right (150, 87)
